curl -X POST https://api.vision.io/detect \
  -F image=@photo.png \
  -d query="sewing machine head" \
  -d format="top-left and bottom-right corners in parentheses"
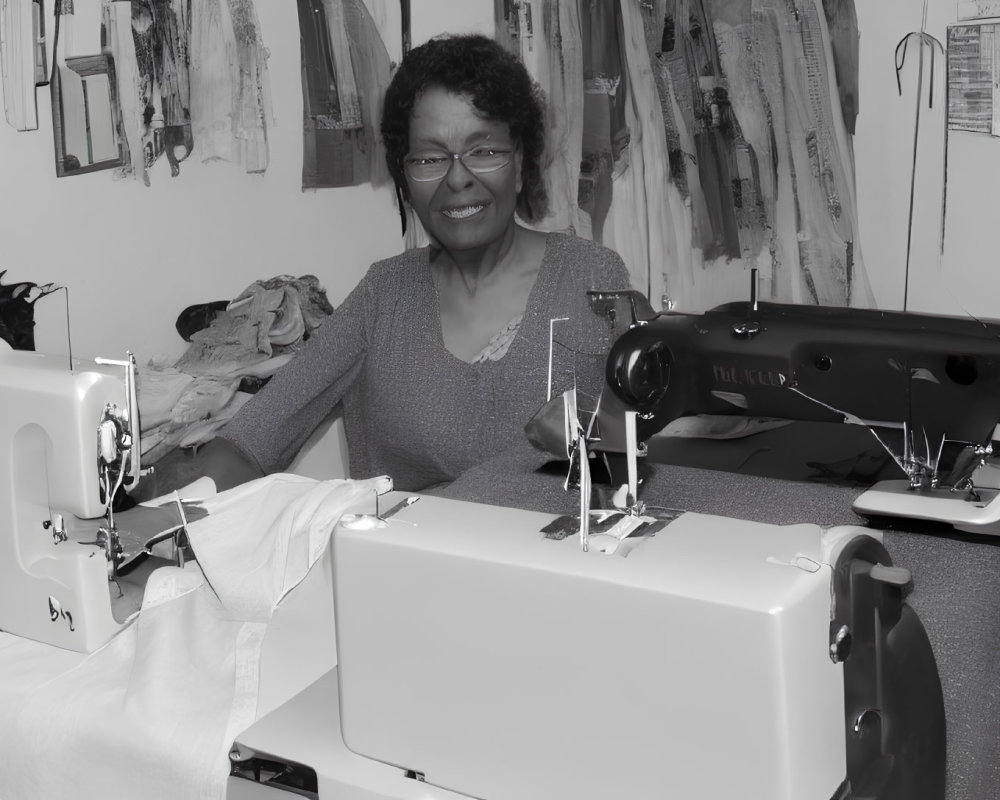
top-left (600, 299), bottom-right (1000, 489)
top-left (0, 343), bottom-right (145, 651)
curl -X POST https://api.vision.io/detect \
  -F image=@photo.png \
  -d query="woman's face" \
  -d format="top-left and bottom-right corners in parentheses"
top-left (404, 87), bottom-right (522, 254)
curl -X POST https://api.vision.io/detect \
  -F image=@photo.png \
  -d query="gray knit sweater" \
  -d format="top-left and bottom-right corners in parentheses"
top-left (220, 232), bottom-right (632, 491)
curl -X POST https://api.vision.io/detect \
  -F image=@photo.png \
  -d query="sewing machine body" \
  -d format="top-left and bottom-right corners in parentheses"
top-left (228, 493), bottom-right (944, 800)
top-left (607, 301), bottom-right (1000, 452)
top-left (0, 346), bottom-right (138, 652)
top-left (605, 300), bottom-right (1000, 532)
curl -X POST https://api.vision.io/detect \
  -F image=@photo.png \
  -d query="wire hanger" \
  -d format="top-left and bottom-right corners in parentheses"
top-left (894, 0), bottom-right (946, 311)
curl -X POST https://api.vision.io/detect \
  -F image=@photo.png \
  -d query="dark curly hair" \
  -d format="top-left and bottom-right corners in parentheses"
top-left (381, 34), bottom-right (548, 224)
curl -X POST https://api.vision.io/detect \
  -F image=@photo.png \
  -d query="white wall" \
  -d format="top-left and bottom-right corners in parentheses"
top-left (855, 1), bottom-right (1000, 315)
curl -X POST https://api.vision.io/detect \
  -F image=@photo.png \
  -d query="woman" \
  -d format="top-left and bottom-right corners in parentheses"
top-left (165, 34), bottom-right (633, 494)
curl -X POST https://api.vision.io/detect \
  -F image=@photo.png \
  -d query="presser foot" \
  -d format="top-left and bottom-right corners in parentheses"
top-left (853, 479), bottom-right (1000, 536)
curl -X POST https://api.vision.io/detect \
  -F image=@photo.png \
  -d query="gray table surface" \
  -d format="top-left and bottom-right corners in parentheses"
top-left (434, 446), bottom-right (1000, 800)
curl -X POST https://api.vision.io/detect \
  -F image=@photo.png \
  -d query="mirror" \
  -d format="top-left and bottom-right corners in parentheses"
top-left (50, 54), bottom-right (124, 177)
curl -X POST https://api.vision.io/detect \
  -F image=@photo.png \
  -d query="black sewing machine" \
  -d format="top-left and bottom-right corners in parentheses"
top-left (594, 293), bottom-right (1000, 535)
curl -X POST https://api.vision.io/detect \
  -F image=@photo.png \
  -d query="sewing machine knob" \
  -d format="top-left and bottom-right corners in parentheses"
top-left (731, 320), bottom-right (761, 339)
top-left (608, 340), bottom-right (672, 413)
top-left (830, 624), bottom-right (852, 663)
top-left (853, 707), bottom-right (883, 735)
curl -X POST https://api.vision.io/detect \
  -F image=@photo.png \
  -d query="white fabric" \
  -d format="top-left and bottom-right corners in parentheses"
top-left (187, 473), bottom-right (391, 621)
top-left (0, 473), bottom-right (388, 800)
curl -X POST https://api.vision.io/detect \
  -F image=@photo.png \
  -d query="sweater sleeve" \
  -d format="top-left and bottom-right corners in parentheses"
top-left (218, 264), bottom-right (378, 473)
top-left (551, 236), bottom-right (636, 402)
top-left (574, 240), bottom-right (635, 353)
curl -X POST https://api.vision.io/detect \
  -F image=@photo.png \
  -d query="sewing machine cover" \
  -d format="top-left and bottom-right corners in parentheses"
top-left (333, 495), bottom-right (853, 800)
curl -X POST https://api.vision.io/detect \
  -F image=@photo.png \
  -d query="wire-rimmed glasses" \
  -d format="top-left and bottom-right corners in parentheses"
top-left (403, 145), bottom-right (515, 182)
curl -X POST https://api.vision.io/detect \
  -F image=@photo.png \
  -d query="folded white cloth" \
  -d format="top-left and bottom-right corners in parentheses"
top-left (0, 473), bottom-right (389, 800)
top-left (186, 473), bottom-right (392, 621)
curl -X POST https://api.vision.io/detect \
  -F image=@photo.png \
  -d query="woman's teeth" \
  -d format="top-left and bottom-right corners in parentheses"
top-left (442, 205), bottom-right (484, 219)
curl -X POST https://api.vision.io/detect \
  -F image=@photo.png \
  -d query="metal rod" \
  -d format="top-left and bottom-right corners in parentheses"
top-left (62, 286), bottom-right (73, 371)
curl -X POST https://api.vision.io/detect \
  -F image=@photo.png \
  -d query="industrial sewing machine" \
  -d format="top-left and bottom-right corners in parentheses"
top-left (0, 342), bottom-right (148, 652)
top-left (598, 293), bottom-right (1000, 536)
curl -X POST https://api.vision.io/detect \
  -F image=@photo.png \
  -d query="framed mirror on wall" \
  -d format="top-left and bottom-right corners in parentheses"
top-left (50, 53), bottom-right (124, 177)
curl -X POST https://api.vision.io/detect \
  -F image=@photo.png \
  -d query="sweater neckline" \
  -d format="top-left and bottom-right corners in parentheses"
top-left (422, 232), bottom-right (556, 369)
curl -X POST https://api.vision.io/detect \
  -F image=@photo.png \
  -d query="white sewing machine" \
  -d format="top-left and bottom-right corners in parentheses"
top-left (227, 492), bottom-right (946, 800)
top-left (0, 342), bottom-right (145, 652)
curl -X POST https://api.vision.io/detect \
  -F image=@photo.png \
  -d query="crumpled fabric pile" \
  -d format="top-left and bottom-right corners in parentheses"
top-left (139, 275), bottom-right (333, 463)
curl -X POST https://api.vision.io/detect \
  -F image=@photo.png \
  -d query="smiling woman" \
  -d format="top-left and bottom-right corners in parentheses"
top-left (379, 36), bottom-right (561, 365)
top-left (147, 33), bottom-right (636, 496)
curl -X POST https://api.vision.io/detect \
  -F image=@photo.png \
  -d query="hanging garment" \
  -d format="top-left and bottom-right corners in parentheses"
top-left (298, 0), bottom-right (392, 188)
top-left (189, 0), bottom-right (272, 173)
top-left (643, 0), bottom-right (873, 307)
top-left (497, 0), bottom-right (873, 310)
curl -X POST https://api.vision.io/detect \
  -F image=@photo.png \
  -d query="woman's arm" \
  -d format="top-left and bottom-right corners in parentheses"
top-left (217, 267), bottom-right (377, 475)
top-left (133, 263), bottom-right (386, 498)
top-left (553, 236), bottom-right (636, 403)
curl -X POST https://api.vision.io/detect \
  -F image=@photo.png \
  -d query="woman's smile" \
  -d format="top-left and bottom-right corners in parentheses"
top-left (440, 203), bottom-right (488, 220)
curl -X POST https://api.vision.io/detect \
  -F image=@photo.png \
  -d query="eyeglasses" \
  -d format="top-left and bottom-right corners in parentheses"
top-left (403, 145), bottom-right (515, 182)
